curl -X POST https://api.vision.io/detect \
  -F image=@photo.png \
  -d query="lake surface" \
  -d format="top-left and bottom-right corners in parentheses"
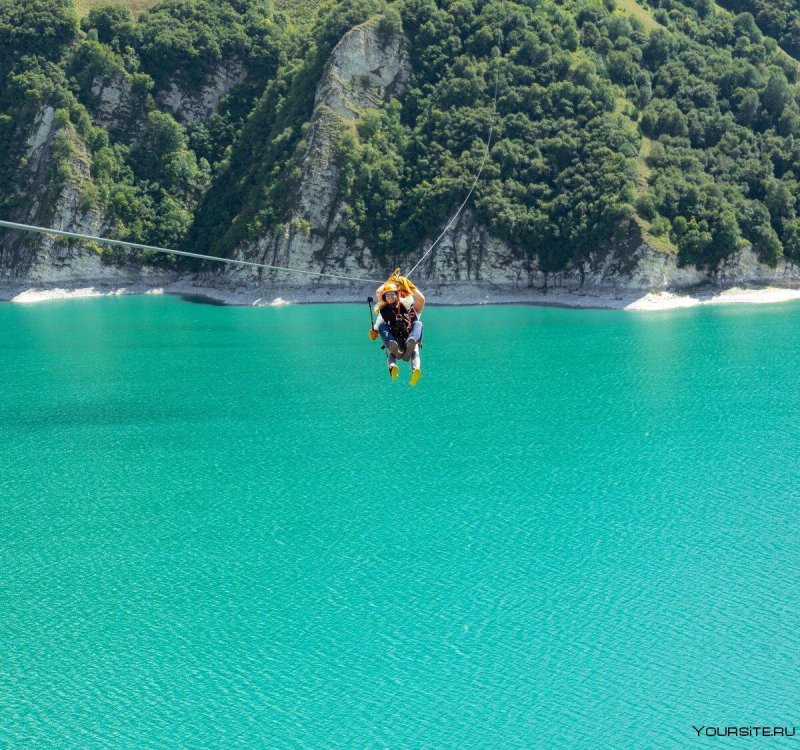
top-left (2, 296), bottom-right (799, 748)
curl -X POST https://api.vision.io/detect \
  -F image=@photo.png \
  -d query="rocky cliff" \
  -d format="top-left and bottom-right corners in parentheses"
top-left (411, 210), bottom-right (800, 297)
top-left (157, 61), bottom-right (246, 126)
top-left (0, 57), bottom-right (243, 289)
top-left (213, 19), bottom-right (800, 297)
top-left (0, 103), bottom-right (173, 288)
top-left (217, 19), bottom-right (411, 289)
top-left (3, 13), bottom-right (800, 300)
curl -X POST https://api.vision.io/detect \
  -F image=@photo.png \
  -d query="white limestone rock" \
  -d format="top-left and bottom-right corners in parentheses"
top-left (157, 62), bottom-right (247, 125)
top-left (90, 75), bottom-right (133, 128)
top-left (231, 20), bottom-right (410, 286)
top-left (1, 106), bottom-right (169, 287)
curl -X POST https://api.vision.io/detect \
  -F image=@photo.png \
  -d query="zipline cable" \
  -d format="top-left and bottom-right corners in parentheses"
top-left (0, 220), bottom-right (383, 284)
top-left (406, 72), bottom-right (499, 278)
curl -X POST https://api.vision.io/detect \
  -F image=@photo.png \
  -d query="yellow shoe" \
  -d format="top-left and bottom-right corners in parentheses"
top-left (389, 364), bottom-right (399, 380)
top-left (409, 368), bottom-right (421, 386)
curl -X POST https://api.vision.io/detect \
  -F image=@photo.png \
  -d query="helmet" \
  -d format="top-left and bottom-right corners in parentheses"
top-left (382, 282), bottom-right (399, 297)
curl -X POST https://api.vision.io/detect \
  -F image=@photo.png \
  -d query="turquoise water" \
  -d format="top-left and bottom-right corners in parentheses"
top-left (2, 296), bottom-right (800, 748)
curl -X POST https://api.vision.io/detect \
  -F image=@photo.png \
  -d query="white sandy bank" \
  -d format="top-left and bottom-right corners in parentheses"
top-left (625, 286), bottom-right (800, 310)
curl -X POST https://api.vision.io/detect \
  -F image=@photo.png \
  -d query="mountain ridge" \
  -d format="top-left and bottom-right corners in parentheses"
top-left (2, 0), bottom-right (800, 297)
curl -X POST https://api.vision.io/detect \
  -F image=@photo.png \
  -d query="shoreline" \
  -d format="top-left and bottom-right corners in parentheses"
top-left (2, 280), bottom-right (800, 311)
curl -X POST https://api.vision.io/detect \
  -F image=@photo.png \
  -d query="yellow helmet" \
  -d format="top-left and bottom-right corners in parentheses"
top-left (382, 282), bottom-right (399, 296)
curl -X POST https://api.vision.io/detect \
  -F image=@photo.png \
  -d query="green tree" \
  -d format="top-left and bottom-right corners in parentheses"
top-left (0, 0), bottom-right (77, 64)
top-left (761, 70), bottom-right (791, 120)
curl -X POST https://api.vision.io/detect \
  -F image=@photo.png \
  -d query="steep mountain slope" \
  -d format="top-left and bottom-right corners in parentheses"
top-left (1, 0), bottom-right (800, 294)
top-left (0, 0), bottom-right (288, 283)
top-left (194, 0), bottom-right (800, 290)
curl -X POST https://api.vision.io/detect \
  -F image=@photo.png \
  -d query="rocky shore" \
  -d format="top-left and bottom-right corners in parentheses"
top-left (3, 278), bottom-right (800, 311)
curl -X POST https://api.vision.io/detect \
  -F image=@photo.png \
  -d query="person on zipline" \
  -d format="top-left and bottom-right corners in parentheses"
top-left (370, 274), bottom-right (425, 385)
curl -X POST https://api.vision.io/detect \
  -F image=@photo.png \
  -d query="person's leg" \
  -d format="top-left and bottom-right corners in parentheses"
top-left (387, 352), bottom-right (399, 380)
top-left (379, 322), bottom-right (402, 357)
top-left (403, 320), bottom-right (423, 361)
top-left (377, 322), bottom-right (393, 345)
top-left (409, 348), bottom-right (421, 385)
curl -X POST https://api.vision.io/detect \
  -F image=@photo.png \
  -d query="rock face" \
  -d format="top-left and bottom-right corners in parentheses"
top-left (227, 20), bottom-right (410, 287)
top-left (90, 75), bottom-right (134, 129)
top-left (0, 105), bottom-right (167, 287)
top-left (1, 106), bottom-right (102, 279)
top-left (411, 212), bottom-right (800, 295)
top-left (157, 62), bottom-right (246, 125)
top-left (24, 106), bottom-right (57, 173)
top-left (0, 59), bottom-right (245, 286)
top-left (223, 19), bottom-right (800, 296)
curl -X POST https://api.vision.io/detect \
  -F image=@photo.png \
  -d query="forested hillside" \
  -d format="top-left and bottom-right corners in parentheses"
top-left (1, 0), bottom-right (799, 283)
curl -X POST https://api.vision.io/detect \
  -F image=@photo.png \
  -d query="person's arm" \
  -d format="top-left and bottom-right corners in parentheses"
top-left (370, 311), bottom-right (382, 339)
top-left (413, 288), bottom-right (425, 315)
top-left (397, 275), bottom-right (424, 314)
